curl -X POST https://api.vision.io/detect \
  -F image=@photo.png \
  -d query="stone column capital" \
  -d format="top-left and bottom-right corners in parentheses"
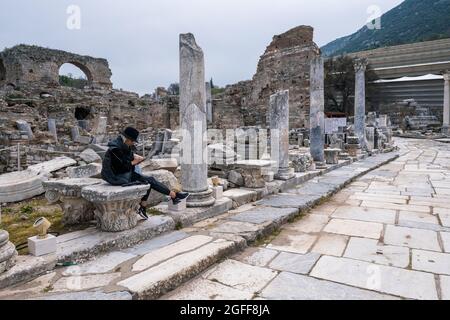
top-left (354, 58), bottom-right (368, 72)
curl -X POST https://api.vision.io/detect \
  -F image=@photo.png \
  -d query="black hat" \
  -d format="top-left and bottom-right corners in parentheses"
top-left (122, 127), bottom-right (139, 142)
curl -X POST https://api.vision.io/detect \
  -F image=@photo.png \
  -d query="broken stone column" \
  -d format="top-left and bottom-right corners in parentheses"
top-left (48, 119), bottom-right (57, 141)
top-left (324, 149), bottom-right (340, 165)
top-left (16, 120), bottom-right (34, 140)
top-left (443, 72), bottom-right (450, 135)
top-left (81, 183), bottom-right (149, 232)
top-left (206, 82), bottom-right (213, 124)
top-left (179, 33), bottom-right (215, 207)
top-left (270, 90), bottom-right (294, 180)
top-left (309, 56), bottom-right (326, 168)
top-left (354, 58), bottom-right (368, 149)
top-left (366, 127), bottom-right (375, 151)
top-left (71, 126), bottom-right (80, 142)
top-left (0, 230), bottom-right (17, 274)
top-left (93, 117), bottom-right (108, 144)
top-left (378, 115), bottom-right (388, 128)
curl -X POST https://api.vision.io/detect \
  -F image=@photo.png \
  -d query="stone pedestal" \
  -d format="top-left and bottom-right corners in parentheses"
top-left (310, 56), bottom-right (326, 166)
top-left (0, 230), bottom-right (17, 274)
top-left (443, 73), bottom-right (450, 135)
top-left (234, 160), bottom-right (276, 188)
top-left (71, 126), bottom-right (80, 142)
top-left (179, 33), bottom-right (215, 208)
top-left (324, 149), bottom-right (341, 165)
top-left (354, 59), bottom-right (368, 149)
top-left (81, 183), bottom-right (149, 232)
top-left (346, 136), bottom-right (362, 157)
top-left (269, 90), bottom-right (295, 180)
top-left (28, 235), bottom-right (57, 257)
top-left (43, 178), bottom-right (103, 226)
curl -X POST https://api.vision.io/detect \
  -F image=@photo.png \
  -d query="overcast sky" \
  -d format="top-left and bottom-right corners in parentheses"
top-left (0, 0), bottom-right (403, 95)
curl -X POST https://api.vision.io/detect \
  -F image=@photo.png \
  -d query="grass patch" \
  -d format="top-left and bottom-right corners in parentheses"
top-left (175, 221), bottom-right (183, 230)
top-left (0, 197), bottom-right (91, 255)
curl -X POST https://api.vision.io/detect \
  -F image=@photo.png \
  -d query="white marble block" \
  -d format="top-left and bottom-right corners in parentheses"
top-left (212, 186), bottom-right (223, 200)
top-left (28, 235), bottom-right (57, 257)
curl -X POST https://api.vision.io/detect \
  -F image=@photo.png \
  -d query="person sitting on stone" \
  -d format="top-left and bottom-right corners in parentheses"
top-left (101, 126), bottom-right (189, 220)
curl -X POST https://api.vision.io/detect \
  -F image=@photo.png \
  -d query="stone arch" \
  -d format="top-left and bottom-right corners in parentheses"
top-left (0, 58), bottom-right (6, 82)
top-left (58, 61), bottom-right (93, 88)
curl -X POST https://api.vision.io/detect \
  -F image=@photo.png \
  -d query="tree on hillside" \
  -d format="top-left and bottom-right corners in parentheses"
top-left (59, 73), bottom-right (88, 89)
top-left (167, 83), bottom-right (180, 95)
top-left (324, 56), bottom-right (378, 116)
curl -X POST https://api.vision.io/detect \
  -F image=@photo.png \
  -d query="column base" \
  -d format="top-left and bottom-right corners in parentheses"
top-left (0, 231), bottom-right (17, 274)
top-left (186, 189), bottom-right (216, 208)
top-left (314, 161), bottom-right (328, 169)
top-left (442, 126), bottom-right (450, 136)
top-left (274, 168), bottom-right (295, 181)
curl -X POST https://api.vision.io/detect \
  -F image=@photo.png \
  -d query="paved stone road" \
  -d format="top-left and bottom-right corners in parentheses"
top-left (163, 139), bottom-right (450, 300)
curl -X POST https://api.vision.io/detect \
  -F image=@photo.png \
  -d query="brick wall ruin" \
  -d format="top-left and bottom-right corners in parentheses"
top-left (212, 26), bottom-right (320, 129)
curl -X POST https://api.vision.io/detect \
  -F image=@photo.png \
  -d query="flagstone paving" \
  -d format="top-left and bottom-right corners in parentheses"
top-left (162, 139), bottom-right (450, 300)
top-left (3, 138), bottom-right (450, 300)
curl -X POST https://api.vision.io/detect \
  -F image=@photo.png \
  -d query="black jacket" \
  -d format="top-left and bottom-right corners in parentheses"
top-left (101, 136), bottom-right (135, 185)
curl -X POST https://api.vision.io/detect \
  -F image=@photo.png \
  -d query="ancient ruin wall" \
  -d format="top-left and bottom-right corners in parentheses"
top-left (213, 26), bottom-right (320, 129)
top-left (0, 45), bottom-right (113, 89)
top-left (245, 26), bottom-right (320, 128)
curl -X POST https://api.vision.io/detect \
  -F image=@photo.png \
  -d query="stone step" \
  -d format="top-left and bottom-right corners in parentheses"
top-left (154, 198), bottom-right (233, 227)
top-left (57, 216), bottom-right (175, 264)
top-left (117, 238), bottom-right (238, 299)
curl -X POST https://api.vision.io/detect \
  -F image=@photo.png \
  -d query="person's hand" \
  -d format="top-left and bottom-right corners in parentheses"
top-left (132, 155), bottom-right (145, 165)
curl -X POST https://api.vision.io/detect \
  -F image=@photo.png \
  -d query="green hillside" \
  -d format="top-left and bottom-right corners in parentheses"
top-left (322, 0), bottom-right (450, 57)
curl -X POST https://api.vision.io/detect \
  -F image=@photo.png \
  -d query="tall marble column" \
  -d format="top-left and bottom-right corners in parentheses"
top-left (179, 33), bottom-right (215, 207)
top-left (354, 58), bottom-right (368, 149)
top-left (270, 90), bottom-right (294, 180)
top-left (206, 82), bottom-right (213, 124)
top-left (309, 56), bottom-right (326, 167)
top-left (0, 230), bottom-right (17, 274)
top-left (443, 72), bottom-right (450, 135)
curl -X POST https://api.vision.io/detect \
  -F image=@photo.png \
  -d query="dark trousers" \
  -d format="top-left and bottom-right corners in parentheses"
top-left (131, 172), bottom-right (171, 202)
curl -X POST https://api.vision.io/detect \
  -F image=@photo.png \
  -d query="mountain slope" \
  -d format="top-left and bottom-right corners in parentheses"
top-left (322, 0), bottom-right (450, 57)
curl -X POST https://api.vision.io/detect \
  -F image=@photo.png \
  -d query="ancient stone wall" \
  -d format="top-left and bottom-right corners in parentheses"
top-left (247, 26), bottom-right (319, 128)
top-left (0, 27), bottom-right (320, 172)
top-left (211, 81), bottom-right (250, 129)
top-left (0, 45), bottom-right (113, 89)
top-left (213, 26), bottom-right (320, 129)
